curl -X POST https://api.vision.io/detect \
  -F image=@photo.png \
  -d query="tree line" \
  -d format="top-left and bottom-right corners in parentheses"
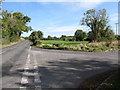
top-left (29, 9), bottom-right (119, 45)
top-left (1, 4), bottom-right (119, 45)
top-left (1, 10), bottom-right (32, 44)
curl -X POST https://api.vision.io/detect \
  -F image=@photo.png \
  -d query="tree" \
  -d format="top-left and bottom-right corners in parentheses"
top-left (29, 31), bottom-right (38, 43)
top-left (37, 31), bottom-right (43, 39)
top-left (115, 35), bottom-right (120, 40)
top-left (53, 36), bottom-right (59, 40)
top-left (81, 9), bottom-right (115, 42)
top-left (47, 35), bottom-right (53, 40)
top-left (1, 10), bottom-right (32, 43)
top-left (74, 29), bottom-right (87, 41)
top-left (100, 27), bottom-right (115, 41)
top-left (29, 31), bottom-right (43, 45)
top-left (87, 31), bottom-right (94, 42)
top-left (60, 35), bottom-right (67, 41)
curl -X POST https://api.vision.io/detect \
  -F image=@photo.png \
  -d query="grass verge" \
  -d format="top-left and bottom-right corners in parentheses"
top-left (78, 68), bottom-right (119, 89)
top-left (36, 43), bottom-right (120, 52)
top-left (33, 40), bottom-right (120, 52)
top-left (98, 69), bottom-right (120, 89)
top-left (0, 38), bottom-right (25, 48)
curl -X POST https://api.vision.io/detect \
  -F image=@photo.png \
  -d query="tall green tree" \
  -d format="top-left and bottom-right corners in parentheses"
top-left (74, 29), bottom-right (87, 41)
top-left (37, 31), bottom-right (43, 39)
top-left (87, 31), bottom-right (94, 42)
top-left (81, 9), bottom-right (115, 42)
top-left (60, 35), bottom-right (67, 41)
top-left (29, 31), bottom-right (38, 43)
top-left (47, 35), bottom-right (53, 40)
top-left (1, 10), bottom-right (32, 43)
top-left (29, 31), bottom-right (43, 45)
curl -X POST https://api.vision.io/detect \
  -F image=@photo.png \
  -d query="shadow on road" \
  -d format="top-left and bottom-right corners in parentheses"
top-left (2, 57), bottom-right (118, 88)
top-left (37, 58), bottom-right (118, 88)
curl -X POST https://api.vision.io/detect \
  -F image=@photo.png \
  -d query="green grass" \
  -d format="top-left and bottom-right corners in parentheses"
top-left (41, 40), bottom-right (89, 46)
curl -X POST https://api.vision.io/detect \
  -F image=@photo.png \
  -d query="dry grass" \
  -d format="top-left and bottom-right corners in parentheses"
top-left (0, 38), bottom-right (25, 48)
top-left (88, 40), bottom-right (120, 47)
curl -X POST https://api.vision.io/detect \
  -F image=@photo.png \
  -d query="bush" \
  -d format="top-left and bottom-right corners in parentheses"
top-left (105, 41), bottom-right (112, 47)
top-left (41, 44), bottom-right (54, 49)
top-left (58, 46), bottom-right (69, 50)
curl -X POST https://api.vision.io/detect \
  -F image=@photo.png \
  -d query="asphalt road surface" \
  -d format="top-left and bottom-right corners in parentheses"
top-left (1, 40), bottom-right (118, 89)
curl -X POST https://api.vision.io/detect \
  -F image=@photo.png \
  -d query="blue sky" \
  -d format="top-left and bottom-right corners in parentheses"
top-left (2, 1), bottom-right (118, 37)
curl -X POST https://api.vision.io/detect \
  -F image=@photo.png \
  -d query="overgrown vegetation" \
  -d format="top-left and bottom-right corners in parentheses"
top-left (29, 9), bottom-right (119, 52)
top-left (74, 29), bottom-right (87, 41)
top-left (1, 9), bottom-right (32, 45)
top-left (79, 69), bottom-right (119, 89)
top-left (35, 40), bottom-right (120, 52)
top-left (81, 9), bottom-right (116, 42)
top-left (29, 31), bottom-right (43, 45)
top-left (99, 69), bottom-right (120, 89)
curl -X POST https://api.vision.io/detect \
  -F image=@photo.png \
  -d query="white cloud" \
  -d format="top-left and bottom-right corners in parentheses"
top-left (110, 13), bottom-right (119, 22)
top-left (48, 20), bottom-right (64, 26)
top-left (66, 2), bottom-right (102, 11)
top-left (50, 26), bottom-right (77, 32)
top-left (44, 25), bottom-right (87, 33)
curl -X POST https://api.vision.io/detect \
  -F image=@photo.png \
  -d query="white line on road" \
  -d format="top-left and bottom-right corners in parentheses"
top-left (20, 46), bottom-right (31, 88)
top-left (0, 50), bottom-right (6, 55)
top-left (33, 53), bottom-right (42, 89)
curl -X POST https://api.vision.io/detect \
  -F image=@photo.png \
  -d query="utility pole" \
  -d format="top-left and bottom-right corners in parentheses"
top-left (115, 23), bottom-right (118, 35)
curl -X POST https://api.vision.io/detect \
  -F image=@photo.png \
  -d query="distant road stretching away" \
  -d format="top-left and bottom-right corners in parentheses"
top-left (1, 40), bottom-right (118, 88)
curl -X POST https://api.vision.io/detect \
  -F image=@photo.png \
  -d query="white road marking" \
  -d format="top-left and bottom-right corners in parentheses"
top-left (33, 53), bottom-right (42, 89)
top-left (0, 51), bottom-right (5, 55)
top-left (20, 46), bottom-right (31, 88)
top-left (20, 46), bottom-right (41, 89)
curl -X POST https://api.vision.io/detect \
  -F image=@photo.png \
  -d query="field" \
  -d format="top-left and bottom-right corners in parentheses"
top-left (41, 40), bottom-right (89, 46)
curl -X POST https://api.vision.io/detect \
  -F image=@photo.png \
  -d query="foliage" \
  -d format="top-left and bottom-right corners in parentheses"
top-left (41, 44), bottom-right (54, 49)
top-left (29, 31), bottom-right (43, 45)
top-left (47, 35), bottom-right (53, 40)
top-left (115, 35), bottom-right (120, 40)
top-left (1, 10), bottom-right (32, 44)
top-left (35, 40), bottom-right (120, 52)
top-left (43, 35), bottom-right (74, 41)
top-left (60, 35), bottom-right (67, 41)
top-left (87, 31), bottom-right (94, 42)
top-left (74, 29), bottom-right (87, 41)
top-left (81, 9), bottom-right (115, 42)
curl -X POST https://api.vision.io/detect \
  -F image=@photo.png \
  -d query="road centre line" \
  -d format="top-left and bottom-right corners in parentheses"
top-left (33, 53), bottom-right (42, 89)
top-left (20, 46), bottom-right (41, 89)
top-left (20, 46), bottom-right (31, 88)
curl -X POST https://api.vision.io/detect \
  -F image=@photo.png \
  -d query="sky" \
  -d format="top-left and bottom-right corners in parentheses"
top-left (2, 0), bottom-right (119, 37)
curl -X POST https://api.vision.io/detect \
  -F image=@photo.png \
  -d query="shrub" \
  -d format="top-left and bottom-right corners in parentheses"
top-left (57, 46), bottom-right (69, 50)
top-left (105, 41), bottom-right (112, 47)
top-left (41, 44), bottom-right (53, 49)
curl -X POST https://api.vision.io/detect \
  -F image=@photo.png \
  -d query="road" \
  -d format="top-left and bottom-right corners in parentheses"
top-left (1, 40), bottom-right (118, 89)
